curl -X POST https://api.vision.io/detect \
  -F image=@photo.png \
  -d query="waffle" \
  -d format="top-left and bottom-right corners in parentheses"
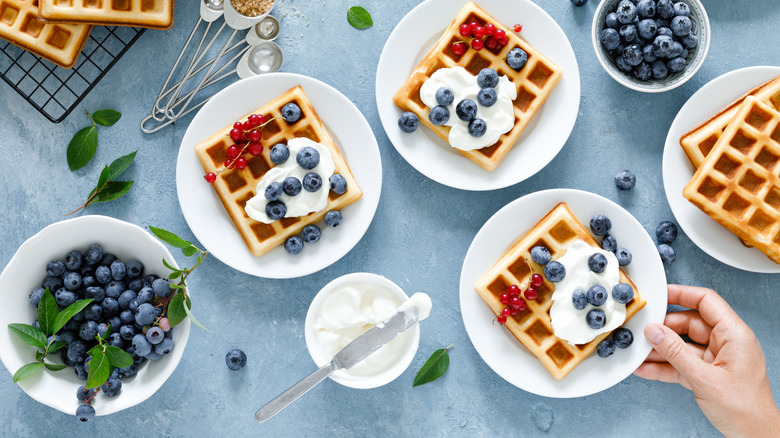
top-left (0, 0), bottom-right (91, 68)
top-left (392, 1), bottom-right (563, 171)
top-left (38, 0), bottom-right (174, 30)
top-left (194, 86), bottom-right (363, 257)
top-left (474, 202), bottom-right (647, 380)
top-left (683, 96), bottom-right (780, 264)
top-left (680, 75), bottom-right (780, 169)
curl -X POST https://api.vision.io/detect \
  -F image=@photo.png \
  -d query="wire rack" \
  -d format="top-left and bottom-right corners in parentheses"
top-left (0, 26), bottom-right (145, 123)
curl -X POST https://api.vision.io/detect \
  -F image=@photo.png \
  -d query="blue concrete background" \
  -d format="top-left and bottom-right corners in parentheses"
top-left (1, 0), bottom-right (779, 435)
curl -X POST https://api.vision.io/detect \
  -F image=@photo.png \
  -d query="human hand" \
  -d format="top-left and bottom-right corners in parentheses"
top-left (633, 284), bottom-right (780, 437)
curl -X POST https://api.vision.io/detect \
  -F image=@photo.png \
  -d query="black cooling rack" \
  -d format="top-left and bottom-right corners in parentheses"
top-left (0, 26), bottom-right (145, 123)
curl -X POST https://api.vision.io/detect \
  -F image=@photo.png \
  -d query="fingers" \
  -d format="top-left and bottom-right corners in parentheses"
top-left (645, 341), bottom-right (707, 362)
top-left (667, 284), bottom-right (740, 328)
top-left (663, 311), bottom-right (713, 345)
top-left (644, 323), bottom-right (706, 384)
top-left (633, 362), bottom-right (692, 390)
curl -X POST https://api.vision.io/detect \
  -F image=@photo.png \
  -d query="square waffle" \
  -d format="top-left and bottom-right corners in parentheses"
top-left (0, 0), bottom-right (91, 68)
top-left (194, 86), bottom-right (363, 257)
top-left (680, 75), bottom-right (780, 169)
top-left (683, 96), bottom-right (780, 264)
top-left (392, 1), bottom-right (563, 171)
top-left (38, 0), bottom-right (174, 30)
top-left (474, 202), bottom-right (647, 380)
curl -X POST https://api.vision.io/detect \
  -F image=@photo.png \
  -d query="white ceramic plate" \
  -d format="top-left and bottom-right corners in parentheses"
top-left (459, 189), bottom-right (667, 398)
top-left (662, 66), bottom-right (780, 273)
top-left (375, 0), bottom-right (580, 191)
top-left (0, 216), bottom-right (191, 416)
top-left (177, 73), bottom-right (382, 279)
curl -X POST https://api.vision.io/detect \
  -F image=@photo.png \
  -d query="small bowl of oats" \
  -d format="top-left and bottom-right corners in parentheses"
top-left (224, 0), bottom-right (276, 30)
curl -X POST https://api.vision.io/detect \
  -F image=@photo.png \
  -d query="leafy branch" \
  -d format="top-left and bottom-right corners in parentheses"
top-left (66, 151), bottom-right (137, 216)
top-left (85, 325), bottom-right (133, 389)
top-left (67, 109), bottom-right (122, 171)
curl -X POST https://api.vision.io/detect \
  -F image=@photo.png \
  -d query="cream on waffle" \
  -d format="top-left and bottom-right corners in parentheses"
top-left (474, 202), bottom-right (646, 380)
top-left (0, 0), bottom-right (91, 68)
top-left (392, 1), bottom-right (562, 171)
top-left (38, 0), bottom-right (174, 30)
top-left (680, 75), bottom-right (780, 169)
top-left (194, 86), bottom-right (362, 257)
top-left (683, 96), bottom-right (780, 264)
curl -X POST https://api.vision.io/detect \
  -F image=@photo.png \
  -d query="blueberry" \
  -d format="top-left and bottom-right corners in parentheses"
top-left (108, 316), bottom-right (121, 332)
top-left (642, 44), bottom-right (658, 62)
top-left (265, 200), bottom-right (287, 221)
top-left (63, 271), bottom-right (81, 290)
top-left (270, 143), bottom-right (290, 164)
top-left (101, 297), bottom-right (119, 316)
top-left (126, 260), bottom-right (143, 279)
top-left (324, 210), bottom-right (342, 228)
top-left (102, 376), bottom-right (122, 397)
top-left (669, 41), bottom-right (683, 58)
top-left (468, 118), bottom-right (487, 137)
top-left (680, 47), bottom-right (689, 59)
top-left (128, 298), bottom-right (139, 313)
top-left (97, 322), bottom-right (110, 338)
top-left (601, 28), bottom-right (621, 51)
top-left (265, 182), bottom-right (283, 201)
top-left (120, 310), bottom-right (135, 325)
top-left (637, 19), bottom-right (657, 40)
top-left (588, 253), bottom-right (608, 273)
top-left (143, 274), bottom-right (159, 289)
top-left (155, 338), bottom-right (174, 355)
top-left (281, 103), bottom-right (301, 122)
top-left (681, 32), bottom-right (698, 48)
top-left (590, 215), bottom-right (612, 236)
top-left (135, 303), bottom-right (155, 326)
top-left (302, 225), bottom-right (322, 243)
top-left (623, 44), bottom-right (643, 66)
top-left (613, 327), bottom-right (634, 348)
top-left (587, 285), bottom-right (608, 306)
top-left (544, 261), bottom-right (566, 282)
top-left (76, 404), bottom-right (95, 422)
top-left (81, 245), bottom-right (101, 266)
top-left (673, 1), bottom-right (690, 17)
top-left (587, 309), bottom-right (607, 329)
top-left (619, 24), bottom-right (637, 43)
top-left (95, 265), bottom-right (111, 284)
top-left (76, 385), bottom-right (96, 403)
top-left (137, 287), bottom-right (154, 304)
top-left (46, 260), bottom-right (66, 277)
top-left (656, 221), bottom-right (678, 243)
top-left (107, 332), bottom-right (123, 348)
top-left (656, 27), bottom-right (673, 38)
top-left (302, 172), bottom-right (322, 192)
top-left (397, 112), bottom-right (419, 133)
top-left (64, 250), bottom-right (83, 271)
top-left (435, 87), bottom-right (454, 106)
top-left (84, 304), bottom-right (103, 321)
top-left (612, 283), bottom-right (635, 304)
top-left (29, 287), bottom-right (45, 307)
top-left (82, 275), bottom-right (96, 289)
top-left (597, 338), bottom-right (616, 357)
top-left (477, 68), bottom-right (499, 88)
top-left (226, 349), bottom-right (247, 370)
top-left (652, 60), bottom-right (669, 79)
top-left (283, 177), bottom-right (302, 196)
top-left (615, 170), bottom-right (636, 190)
top-left (67, 340), bottom-right (87, 363)
top-left (636, 0), bottom-right (655, 18)
top-left (616, 56), bottom-right (633, 73)
top-left (601, 234), bottom-right (618, 252)
top-left (653, 35), bottom-right (674, 58)
top-left (146, 326), bottom-right (164, 345)
top-left (605, 12), bottom-right (620, 29)
top-left (60, 330), bottom-right (77, 345)
top-left (132, 333), bottom-right (153, 357)
top-left (117, 364), bottom-right (137, 379)
top-left (120, 324), bottom-right (137, 341)
top-left (42, 275), bottom-right (63, 292)
top-left (296, 146), bottom-right (320, 170)
top-left (106, 280), bottom-right (124, 298)
top-left (657, 0), bottom-right (674, 18)
top-left (667, 57), bottom-right (686, 73)
top-left (506, 48), bottom-right (528, 70)
top-left (572, 289), bottom-right (588, 310)
top-left (146, 350), bottom-right (164, 360)
top-left (570, 0), bottom-right (587, 5)
top-left (100, 253), bottom-right (117, 266)
top-left (79, 321), bottom-right (98, 341)
top-left (455, 99), bottom-right (477, 121)
top-left (477, 88), bottom-right (497, 107)
top-left (152, 278), bottom-right (172, 298)
top-left (616, 0), bottom-right (638, 24)
top-left (670, 15), bottom-right (691, 37)
top-left (108, 261), bottom-right (125, 281)
top-left (428, 105), bottom-right (450, 125)
top-left (658, 244), bottom-right (676, 264)
top-left (531, 246), bottom-right (551, 265)
top-left (329, 174), bottom-right (347, 195)
top-left (615, 247), bottom-right (633, 266)
top-left (55, 289), bottom-right (78, 307)
top-left (284, 236), bottom-right (304, 255)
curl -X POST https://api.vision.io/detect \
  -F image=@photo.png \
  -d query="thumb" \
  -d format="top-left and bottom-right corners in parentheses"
top-left (644, 323), bottom-right (705, 384)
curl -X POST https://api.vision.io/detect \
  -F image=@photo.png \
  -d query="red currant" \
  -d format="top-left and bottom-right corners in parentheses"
top-left (498, 36), bottom-right (509, 46)
top-left (248, 141), bottom-right (263, 156)
top-left (233, 122), bottom-right (243, 130)
top-left (495, 29), bottom-right (506, 40)
top-left (226, 145), bottom-right (240, 160)
top-left (514, 24), bottom-right (523, 32)
top-left (204, 172), bottom-right (216, 183)
top-left (249, 129), bottom-right (261, 142)
top-left (484, 36), bottom-right (498, 50)
top-left (517, 299), bottom-right (527, 312)
top-left (531, 273), bottom-right (543, 288)
top-left (484, 23), bottom-right (496, 36)
top-left (472, 26), bottom-right (484, 38)
top-left (524, 287), bottom-right (538, 301)
top-left (508, 285), bottom-right (520, 297)
top-left (459, 24), bottom-right (471, 37)
top-left (224, 159), bottom-right (235, 169)
top-left (229, 128), bottom-right (241, 142)
top-left (501, 308), bottom-right (511, 317)
top-left (235, 157), bottom-right (248, 170)
top-left (499, 293), bottom-right (510, 305)
top-left (241, 121), bottom-right (252, 132)
top-left (509, 296), bottom-right (522, 309)
top-left (509, 307), bottom-right (519, 316)
top-left (469, 21), bottom-right (479, 30)
top-left (497, 315), bottom-right (507, 325)
top-left (248, 114), bottom-right (262, 127)
top-left (451, 42), bottom-right (467, 56)
top-left (471, 38), bottom-right (484, 51)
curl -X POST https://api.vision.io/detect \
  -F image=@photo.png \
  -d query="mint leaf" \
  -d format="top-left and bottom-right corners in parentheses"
top-left (13, 362), bottom-right (44, 383)
top-left (67, 126), bottom-right (98, 171)
top-left (413, 346), bottom-right (452, 387)
top-left (92, 109), bottom-right (122, 127)
top-left (37, 290), bottom-right (59, 337)
top-left (150, 226), bottom-right (194, 249)
top-left (44, 363), bottom-right (67, 372)
top-left (167, 291), bottom-right (188, 327)
top-left (8, 323), bottom-right (46, 349)
top-left (53, 298), bottom-right (94, 334)
top-left (104, 346), bottom-right (133, 368)
top-left (347, 6), bottom-right (373, 29)
top-left (86, 350), bottom-right (110, 389)
top-left (93, 180), bottom-right (134, 204)
top-left (48, 341), bottom-right (68, 354)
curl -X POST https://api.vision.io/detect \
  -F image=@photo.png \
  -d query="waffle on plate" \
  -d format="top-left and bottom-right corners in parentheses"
top-left (38, 0), bottom-right (174, 30)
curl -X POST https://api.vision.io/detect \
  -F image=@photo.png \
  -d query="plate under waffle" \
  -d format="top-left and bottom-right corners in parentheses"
top-left (38, 0), bottom-right (174, 30)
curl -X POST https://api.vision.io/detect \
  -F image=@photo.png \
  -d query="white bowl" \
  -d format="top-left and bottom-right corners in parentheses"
top-left (0, 216), bottom-right (191, 416)
top-left (304, 273), bottom-right (420, 389)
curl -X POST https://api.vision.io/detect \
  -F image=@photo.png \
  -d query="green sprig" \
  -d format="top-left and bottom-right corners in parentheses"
top-left (413, 344), bottom-right (453, 387)
top-left (67, 151), bottom-right (137, 216)
top-left (67, 109), bottom-right (122, 171)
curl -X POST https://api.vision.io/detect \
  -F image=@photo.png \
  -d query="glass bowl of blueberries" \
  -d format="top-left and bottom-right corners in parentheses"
top-left (592, 0), bottom-right (710, 92)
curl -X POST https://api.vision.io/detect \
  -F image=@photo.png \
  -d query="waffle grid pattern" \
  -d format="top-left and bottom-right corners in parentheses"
top-left (38, 0), bottom-right (174, 30)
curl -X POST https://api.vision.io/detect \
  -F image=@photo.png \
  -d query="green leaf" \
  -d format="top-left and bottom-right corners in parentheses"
top-left (86, 350), bottom-right (111, 389)
top-left (13, 362), bottom-right (44, 383)
top-left (44, 363), bottom-right (67, 372)
top-left (37, 290), bottom-right (59, 337)
top-left (347, 6), bottom-right (373, 29)
top-left (104, 346), bottom-right (133, 368)
top-left (162, 258), bottom-right (178, 271)
top-left (92, 180), bottom-right (134, 204)
top-left (67, 126), bottom-right (98, 171)
top-left (90, 166), bottom-right (110, 199)
top-left (87, 345), bottom-right (102, 356)
top-left (48, 341), bottom-right (68, 354)
top-left (8, 323), bottom-right (46, 349)
top-left (91, 109), bottom-right (122, 127)
top-left (53, 298), bottom-right (93, 334)
top-left (150, 226), bottom-right (194, 249)
top-left (35, 351), bottom-right (45, 362)
top-left (413, 346), bottom-right (451, 387)
top-left (166, 292), bottom-right (188, 327)
top-left (181, 246), bottom-right (198, 257)
top-left (106, 151), bottom-right (136, 182)
top-left (101, 323), bottom-right (112, 341)
top-left (168, 271), bottom-right (182, 280)
top-left (183, 297), bottom-right (212, 333)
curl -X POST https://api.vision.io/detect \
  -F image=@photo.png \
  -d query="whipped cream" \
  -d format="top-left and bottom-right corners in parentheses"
top-left (549, 240), bottom-right (627, 345)
top-left (244, 137), bottom-right (335, 224)
top-left (419, 66), bottom-right (517, 151)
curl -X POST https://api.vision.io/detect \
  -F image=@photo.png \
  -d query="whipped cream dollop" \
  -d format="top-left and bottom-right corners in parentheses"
top-left (244, 137), bottom-right (335, 224)
top-left (419, 66), bottom-right (517, 151)
top-left (549, 240), bottom-right (627, 345)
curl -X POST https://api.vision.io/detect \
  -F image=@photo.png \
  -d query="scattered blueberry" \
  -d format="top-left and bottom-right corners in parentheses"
top-left (281, 103), bottom-right (301, 123)
top-left (265, 200), bottom-right (287, 221)
top-left (590, 215), bottom-right (612, 236)
top-left (435, 87), bottom-right (454, 106)
top-left (588, 253), bottom-right (608, 273)
top-left (296, 146), bottom-right (320, 170)
top-left (102, 376), bottom-right (122, 397)
top-left (455, 99), bottom-right (477, 122)
top-left (428, 105), bottom-right (450, 125)
top-left (656, 221), bottom-right (678, 243)
top-left (324, 211), bottom-right (342, 228)
top-left (284, 236), bottom-right (304, 255)
top-left (76, 404), bottom-right (95, 422)
top-left (615, 247), bottom-right (633, 266)
top-left (303, 173), bottom-right (323, 192)
top-left (226, 349), bottom-right (247, 370)
top-left (531, 246), bottom-right (551, 265)
top-left (477, 68), bottom-right (499, 88)
top-left (77, 385), bottom-right (96, 403)
top-left (302, 225), bottom-right (322, 243)
top-left (506, 48), bottom-right (528, 70)
top-left (587, 285), bottom-right (608, 306)
top-left (586, 309), bottom-right (607, 329)
top-left (572, 289), bottom-right (588, 310)
top-left (612, 283), bottom-right (634, 304)
top-left (597, 338), bottom-right (616, 357)
top-left (329, 174), bottom-right (347, 195)
top-left (615, 170), bottom-right (636, 190)
top-left (477, 88), bottom-right (497, 107)
top-left (398, 112), bottom-right (419, 133)
top-left (270, 143), bottom-right (290, 164)
top-left (265, 182), bottom-right (283, 201)
top-left (612, 327), bottom-right (634, 348)
top-left (658, 244), bottom-right (676, 264)
top-left (283, 177), bottom-right (302, 196)
top-left (468, 118), bottom-right (487, 137)
top-left (544, 261), bottom-right (566, 282)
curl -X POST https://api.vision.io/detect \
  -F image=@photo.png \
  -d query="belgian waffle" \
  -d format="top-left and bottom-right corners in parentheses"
top-left (683, 96), bottom-right (780, 264)
top-left (680, 75), bottom-right (780, 169)
top-left (0, 0), bottom-right (91, 68)
top-left (194, 86), bottom-right (363, 257)
top-left (38, 0), bottom-right (174, 30)
top-left (392, 1), bottom-right (563, 171)
top-left (474, 202), bottom-right (646, 380)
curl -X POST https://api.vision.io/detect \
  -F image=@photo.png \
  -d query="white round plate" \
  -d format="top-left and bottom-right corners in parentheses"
top-left (177, 73), bottom-right (382, 279)
top-left (662, 66), bottom-right (780, 273)
top-left (459, 189), bottom-right (667, 398)
top-left (375, 0), bottom-right (580, 191)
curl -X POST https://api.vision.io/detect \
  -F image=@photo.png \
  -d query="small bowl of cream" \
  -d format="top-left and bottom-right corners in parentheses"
top-left (304, 273), bottom-right (426, 389)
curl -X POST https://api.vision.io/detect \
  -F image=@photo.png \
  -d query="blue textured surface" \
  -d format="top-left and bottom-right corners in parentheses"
top-left (1, 0), bottom-right (779, 435)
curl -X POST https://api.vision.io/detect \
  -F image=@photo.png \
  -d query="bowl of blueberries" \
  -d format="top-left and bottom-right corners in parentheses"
top-left (0, 215), bottom-right (191, 420)
top-left (592, 0), bottom-right (710, 92)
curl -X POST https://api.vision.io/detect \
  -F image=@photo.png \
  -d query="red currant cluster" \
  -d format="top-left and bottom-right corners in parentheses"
top-left (496, 272), bottom-right (543, 325)
top-left (204, 113), bottom-right (275, 183)
top-left (452, 21), bottom-right (523, 55)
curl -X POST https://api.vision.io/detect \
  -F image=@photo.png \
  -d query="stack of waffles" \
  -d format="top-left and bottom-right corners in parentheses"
top-left (0, 0), bottom-right (174, 68)
top-left (681, 76), bottom-right (780, 263)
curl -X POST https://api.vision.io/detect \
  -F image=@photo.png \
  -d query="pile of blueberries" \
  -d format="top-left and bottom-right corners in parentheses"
top-left (600, 0), bottom-right (699, 81)
top-left (29, 244), bottom-right (177, 421)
